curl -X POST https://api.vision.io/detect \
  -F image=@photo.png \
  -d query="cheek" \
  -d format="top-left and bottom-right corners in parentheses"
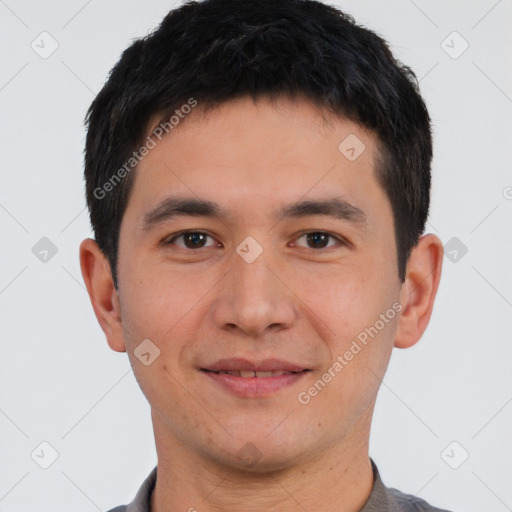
top-left (120, 257), bottom-right (218, 335)
top-left (292, 256), bottom-right (398, 368)
top-left (292, 262), bottom-right (375, 334)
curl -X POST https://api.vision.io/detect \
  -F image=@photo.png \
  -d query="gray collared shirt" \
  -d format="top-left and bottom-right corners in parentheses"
top-left (107, 460), bottom-right (453, 512)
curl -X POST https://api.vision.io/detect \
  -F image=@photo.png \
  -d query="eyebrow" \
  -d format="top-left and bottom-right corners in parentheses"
top-left (280, 198), bottom-right (366, 225)
top-left (143, 197), bottom-right (223, 229)
top-left (142, 196), bottom-right (367, 230)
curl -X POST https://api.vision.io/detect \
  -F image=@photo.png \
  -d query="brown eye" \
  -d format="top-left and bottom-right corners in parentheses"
top-left (295, 232), bottom-right (341, 249)
top-left (167, 232), bottom-right (217, 249)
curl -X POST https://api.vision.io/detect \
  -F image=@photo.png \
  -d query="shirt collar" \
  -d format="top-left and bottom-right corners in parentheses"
top-left (126, 465), bottom-right (157, 512)
top-left (126, 459), bottom-right (394, 512)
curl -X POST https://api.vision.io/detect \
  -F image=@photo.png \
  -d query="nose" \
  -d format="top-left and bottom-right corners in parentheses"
top-left (211, 246), bottom-right (297, 337)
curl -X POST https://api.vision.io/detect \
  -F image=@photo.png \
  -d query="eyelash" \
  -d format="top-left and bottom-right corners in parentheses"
top-left (164, 231), bottom-right (347, 250)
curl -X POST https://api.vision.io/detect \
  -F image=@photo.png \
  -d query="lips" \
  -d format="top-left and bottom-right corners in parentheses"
top-left (200, 358), bottom-right (310, 397)
top-left (201, 357), bottom-right (308, 373)
top-left (206, 369), bottom-right (296, 377)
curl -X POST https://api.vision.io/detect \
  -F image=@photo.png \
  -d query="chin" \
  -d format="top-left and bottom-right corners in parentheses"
top-left (207, 433), bottom-right (314, 475)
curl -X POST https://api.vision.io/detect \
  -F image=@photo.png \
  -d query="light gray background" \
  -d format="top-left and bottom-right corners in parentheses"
top-left (1, 1), bottom-right (511, 511)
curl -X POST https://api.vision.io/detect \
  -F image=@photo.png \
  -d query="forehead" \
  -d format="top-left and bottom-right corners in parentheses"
top-left (125, 96), bottom-right (391, 229)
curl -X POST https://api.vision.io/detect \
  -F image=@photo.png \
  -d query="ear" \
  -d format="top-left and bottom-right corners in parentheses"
top-left (79, 238), bottom-right (126, 352)
top-left (394, 233), bottom-right (443, 349)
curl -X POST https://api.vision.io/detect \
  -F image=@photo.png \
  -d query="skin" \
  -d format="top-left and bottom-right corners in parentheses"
top-left (80, 95), bottom-right (443, 512)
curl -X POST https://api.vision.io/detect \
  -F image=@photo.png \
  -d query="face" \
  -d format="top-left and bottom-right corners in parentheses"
top-left (115, 96), bottom-right (404, 471)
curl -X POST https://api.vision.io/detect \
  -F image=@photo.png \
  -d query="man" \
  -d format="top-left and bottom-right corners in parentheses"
top-left (80, 0), bottom-right (449, 510)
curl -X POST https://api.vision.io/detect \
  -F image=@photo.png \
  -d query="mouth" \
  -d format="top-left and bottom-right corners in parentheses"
top-left (201, 357), bottom-right (310, 373)
top-left (200, 358), bottom-right (311, 397)
top-left (202, 369), bottom-right (306, 377)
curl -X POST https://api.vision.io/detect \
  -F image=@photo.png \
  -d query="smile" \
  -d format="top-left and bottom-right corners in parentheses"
top-left (203, 369), bottom-right (299, 377)
top-left (200, 361), bottom-right (311, 397)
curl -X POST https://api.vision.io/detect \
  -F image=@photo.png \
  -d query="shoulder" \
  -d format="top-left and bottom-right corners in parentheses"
top-left (364, 459), bottom-right (454, 512)
top-left (388, 486), bottom-right (453, 512)
top-left (104, 465), bottom-right (157, 512)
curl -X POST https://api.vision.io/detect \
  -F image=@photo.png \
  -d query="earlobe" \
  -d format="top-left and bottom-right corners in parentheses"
top-left (394, 234), bottom-right (443, 349)
top-left (79, 238), bottom-right (126, 353)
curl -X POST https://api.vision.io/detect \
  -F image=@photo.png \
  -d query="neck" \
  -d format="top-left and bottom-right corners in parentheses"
top-left (149, 407), bottom-right (375, 512)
